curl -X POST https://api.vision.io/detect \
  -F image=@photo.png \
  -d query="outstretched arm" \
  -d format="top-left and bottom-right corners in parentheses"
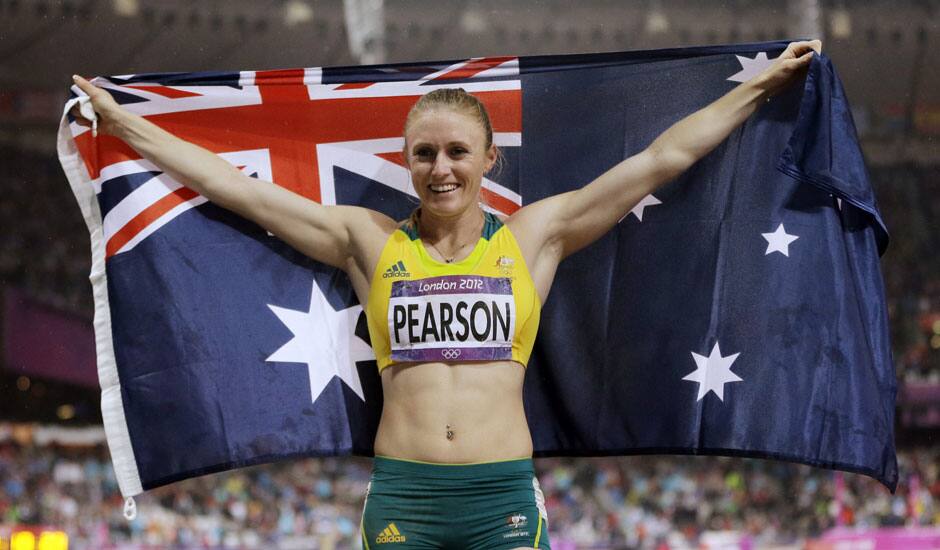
top-left (508, 40), bottom-right (822, 299)
top-left (69, 75), bottom-right (394, 274)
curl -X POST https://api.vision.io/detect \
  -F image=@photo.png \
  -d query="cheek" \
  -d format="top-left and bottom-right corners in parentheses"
top-left (464, 163), bottom-right (486, 186)
top-left (408, 164), bottom-right (428, 181)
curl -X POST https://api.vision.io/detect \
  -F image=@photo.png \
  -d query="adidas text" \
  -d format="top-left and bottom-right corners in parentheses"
top-left (376, 523), bottom-right (406, 544)
top-left (383, 261), bottom-right (410, 279)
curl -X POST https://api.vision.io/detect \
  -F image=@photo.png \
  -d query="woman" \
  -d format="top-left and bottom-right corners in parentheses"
top-left (72, 39), bottom-right (821, 549)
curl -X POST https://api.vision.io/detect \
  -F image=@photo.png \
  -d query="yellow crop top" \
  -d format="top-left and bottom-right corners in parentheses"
top-left (365, 212), bottom-right (541, 372)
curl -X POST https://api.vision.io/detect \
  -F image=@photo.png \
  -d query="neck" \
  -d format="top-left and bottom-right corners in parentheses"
top-left (417, 206), bottom-right (485, 252)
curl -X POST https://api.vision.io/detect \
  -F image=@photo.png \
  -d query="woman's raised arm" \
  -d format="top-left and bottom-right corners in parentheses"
top-left (70, 75), bottom-right (394, 273)
top-left (509, 40), bottom-right (821, 296)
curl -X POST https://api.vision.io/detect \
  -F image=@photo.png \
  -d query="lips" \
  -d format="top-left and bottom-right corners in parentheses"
top-left (429, 183), bottom-right (459, 193)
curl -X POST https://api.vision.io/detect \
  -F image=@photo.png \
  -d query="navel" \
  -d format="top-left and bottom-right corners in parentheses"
top-left (446, 424), bottom-right (455, 441)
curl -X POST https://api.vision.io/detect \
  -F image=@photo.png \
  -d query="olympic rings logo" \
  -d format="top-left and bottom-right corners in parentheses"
top-left (441, 348), bottom-right (461, 360)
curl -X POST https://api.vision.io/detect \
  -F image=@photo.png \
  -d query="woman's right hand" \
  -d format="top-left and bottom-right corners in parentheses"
top-left (69, 75), bottom-right (126, 136)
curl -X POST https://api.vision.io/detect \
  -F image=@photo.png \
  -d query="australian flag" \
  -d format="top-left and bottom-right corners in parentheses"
top-left (57, 41), bottom-right (897, 497)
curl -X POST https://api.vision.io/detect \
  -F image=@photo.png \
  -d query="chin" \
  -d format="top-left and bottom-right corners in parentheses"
top-left (422, 193), bottom-right (473, 216)
top-left (422, 202), bottom-right (463, 219)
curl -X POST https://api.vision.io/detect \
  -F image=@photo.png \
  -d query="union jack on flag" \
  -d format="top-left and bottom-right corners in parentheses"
top-left (58, 42), bottom-right (898, 499)
top-left (73, 57), bottom-right (522, 259)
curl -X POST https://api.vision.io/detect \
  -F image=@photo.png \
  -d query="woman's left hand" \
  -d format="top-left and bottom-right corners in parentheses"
top-left (756, 39), bottom-right (823, 98)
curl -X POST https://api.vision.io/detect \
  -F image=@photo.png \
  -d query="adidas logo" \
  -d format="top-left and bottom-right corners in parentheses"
top-left (375, 522), bottom-right (407, 543)
top-left (382, 260), bottom-right (410, 279)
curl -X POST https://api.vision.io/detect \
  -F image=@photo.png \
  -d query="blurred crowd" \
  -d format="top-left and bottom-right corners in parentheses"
top-left (876, 166), bottom-right (940, 385)
top-left (1, 441), bottom-right (937, 549)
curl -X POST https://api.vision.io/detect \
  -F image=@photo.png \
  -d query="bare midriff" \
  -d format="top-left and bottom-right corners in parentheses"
top-left (374, 360), bottom-right (534, 463)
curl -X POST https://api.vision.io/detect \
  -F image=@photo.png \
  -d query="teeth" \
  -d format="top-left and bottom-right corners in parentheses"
top-left (430, 184), bottom-right (458, 192)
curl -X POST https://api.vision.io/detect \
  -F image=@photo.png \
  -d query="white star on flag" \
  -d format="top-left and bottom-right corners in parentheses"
top-left (682, 342), bottom-right (743, 402)
top-left (727, 52), bottom-right (774, 83)
top-left (762, 223), bottom-right (799, 256)
top-left (619, 193), bottom-right (662, 223)
top-left (266, 280), bottom-right (374, 402)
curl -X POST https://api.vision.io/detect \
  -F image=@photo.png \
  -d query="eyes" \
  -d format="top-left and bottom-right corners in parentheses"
top-left (413, 146), bottom-right (469, 160)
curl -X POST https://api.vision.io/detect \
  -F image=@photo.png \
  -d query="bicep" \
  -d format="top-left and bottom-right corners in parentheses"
top-left (508, 148), bottom-right (663, 293)
top-left (233, 175), bottom-right (392, 270)
top-left (552, 148), bottom-right (663, 258)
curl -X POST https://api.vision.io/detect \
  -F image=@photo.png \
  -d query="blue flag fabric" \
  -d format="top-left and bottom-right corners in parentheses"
top-left (57, 41), bottom-right (898, 497)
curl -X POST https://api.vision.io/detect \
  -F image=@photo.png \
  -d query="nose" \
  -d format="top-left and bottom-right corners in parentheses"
top-left (430, 151), bottom-right (452, 179)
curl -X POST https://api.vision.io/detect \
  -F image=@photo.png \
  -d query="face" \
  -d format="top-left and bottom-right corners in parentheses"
top-left (404, 108), bottom-right (497, 219)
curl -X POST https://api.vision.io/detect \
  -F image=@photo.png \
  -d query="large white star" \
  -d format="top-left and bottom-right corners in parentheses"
top-left (727, 52), bottom-right (774, 83)
top-left (762, 223), bottom-right (799, 257)
top-left (682, 342), bottom-right (743, 402)
top-left (266, 280), bottom-right (374, 402)
top-left (618, 193), bottom-right (662, 223)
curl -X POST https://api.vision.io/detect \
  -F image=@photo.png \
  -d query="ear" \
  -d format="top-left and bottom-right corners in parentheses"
top-left (484, 143), bottom-right (498, 173)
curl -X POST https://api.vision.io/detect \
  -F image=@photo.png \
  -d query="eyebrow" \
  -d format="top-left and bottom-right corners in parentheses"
top-left (410, 139), bottom-right (472, 152)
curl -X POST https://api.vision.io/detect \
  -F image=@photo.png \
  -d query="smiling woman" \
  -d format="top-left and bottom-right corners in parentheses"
top-left (401, 89), bottom-right (499, 263)
top-left (69, 39), bottom-right (820, 549)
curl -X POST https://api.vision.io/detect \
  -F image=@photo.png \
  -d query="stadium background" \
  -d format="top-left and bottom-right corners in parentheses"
top-left (0, 0), bottom-right (937, 548)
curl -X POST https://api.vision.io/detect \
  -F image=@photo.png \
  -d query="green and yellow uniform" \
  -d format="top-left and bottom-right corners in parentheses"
top-left (361, 457), bottom-right (550, 550)
top-left (365, 212), bottom-right (541, 371)
top-left (361, 212), bottom-right (550, 549)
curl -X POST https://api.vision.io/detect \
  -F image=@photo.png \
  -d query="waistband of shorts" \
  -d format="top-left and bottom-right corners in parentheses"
top-left (373, 455), bottom-right (534, 479)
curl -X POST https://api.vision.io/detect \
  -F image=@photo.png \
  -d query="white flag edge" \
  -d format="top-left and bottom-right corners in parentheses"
top-left (56, 94), bottom-right (144, 498)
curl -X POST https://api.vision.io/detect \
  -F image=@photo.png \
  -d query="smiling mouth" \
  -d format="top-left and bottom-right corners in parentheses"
top-left (429, 183), bottom-right (459, 194)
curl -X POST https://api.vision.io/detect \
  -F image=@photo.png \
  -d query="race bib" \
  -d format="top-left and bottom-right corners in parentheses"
top-left (388, 275), bottom-right (515, 362)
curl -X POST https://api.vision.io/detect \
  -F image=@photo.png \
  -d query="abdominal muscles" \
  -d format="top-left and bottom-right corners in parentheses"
top-left (374, 360), bottom-right (534, 463)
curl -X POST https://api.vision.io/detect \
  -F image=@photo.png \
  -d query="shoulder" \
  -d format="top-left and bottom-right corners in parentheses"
top-left (340, 206), bottom-right (398, 269)
top-left (504, 193), bottom-right (569, 249)
top-left (340, 207), bottom-right (400, 299)
top-left (340, 205), bottom-right (398, 239)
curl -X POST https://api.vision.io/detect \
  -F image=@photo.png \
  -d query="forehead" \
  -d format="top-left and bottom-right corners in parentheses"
top-left (405, 108), bottom-right (485, 146)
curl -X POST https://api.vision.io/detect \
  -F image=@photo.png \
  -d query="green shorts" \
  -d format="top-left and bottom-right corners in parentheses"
top-left (361, 456), bottom-right (551, 550)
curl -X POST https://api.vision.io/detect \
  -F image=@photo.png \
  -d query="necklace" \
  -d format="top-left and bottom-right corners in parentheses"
top-left (426, 240), bottom-right (470, 263)
top-left (418, 210), bottom-right (484, 263)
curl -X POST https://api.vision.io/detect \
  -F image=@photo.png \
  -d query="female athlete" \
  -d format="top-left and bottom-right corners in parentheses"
top-left (72, 39), bottom-right (821, 549)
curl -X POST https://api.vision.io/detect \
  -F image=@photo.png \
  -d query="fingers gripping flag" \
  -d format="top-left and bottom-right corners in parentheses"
top-left (57, 42), bottom-right (897, 498)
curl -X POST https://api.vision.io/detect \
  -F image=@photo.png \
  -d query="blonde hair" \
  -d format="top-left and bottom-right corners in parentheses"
top-left (403, 87), bottom-right (494, 148)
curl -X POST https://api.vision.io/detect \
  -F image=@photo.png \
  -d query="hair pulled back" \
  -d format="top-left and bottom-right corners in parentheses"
top-left (404, 87), bottom-right (494, 149)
